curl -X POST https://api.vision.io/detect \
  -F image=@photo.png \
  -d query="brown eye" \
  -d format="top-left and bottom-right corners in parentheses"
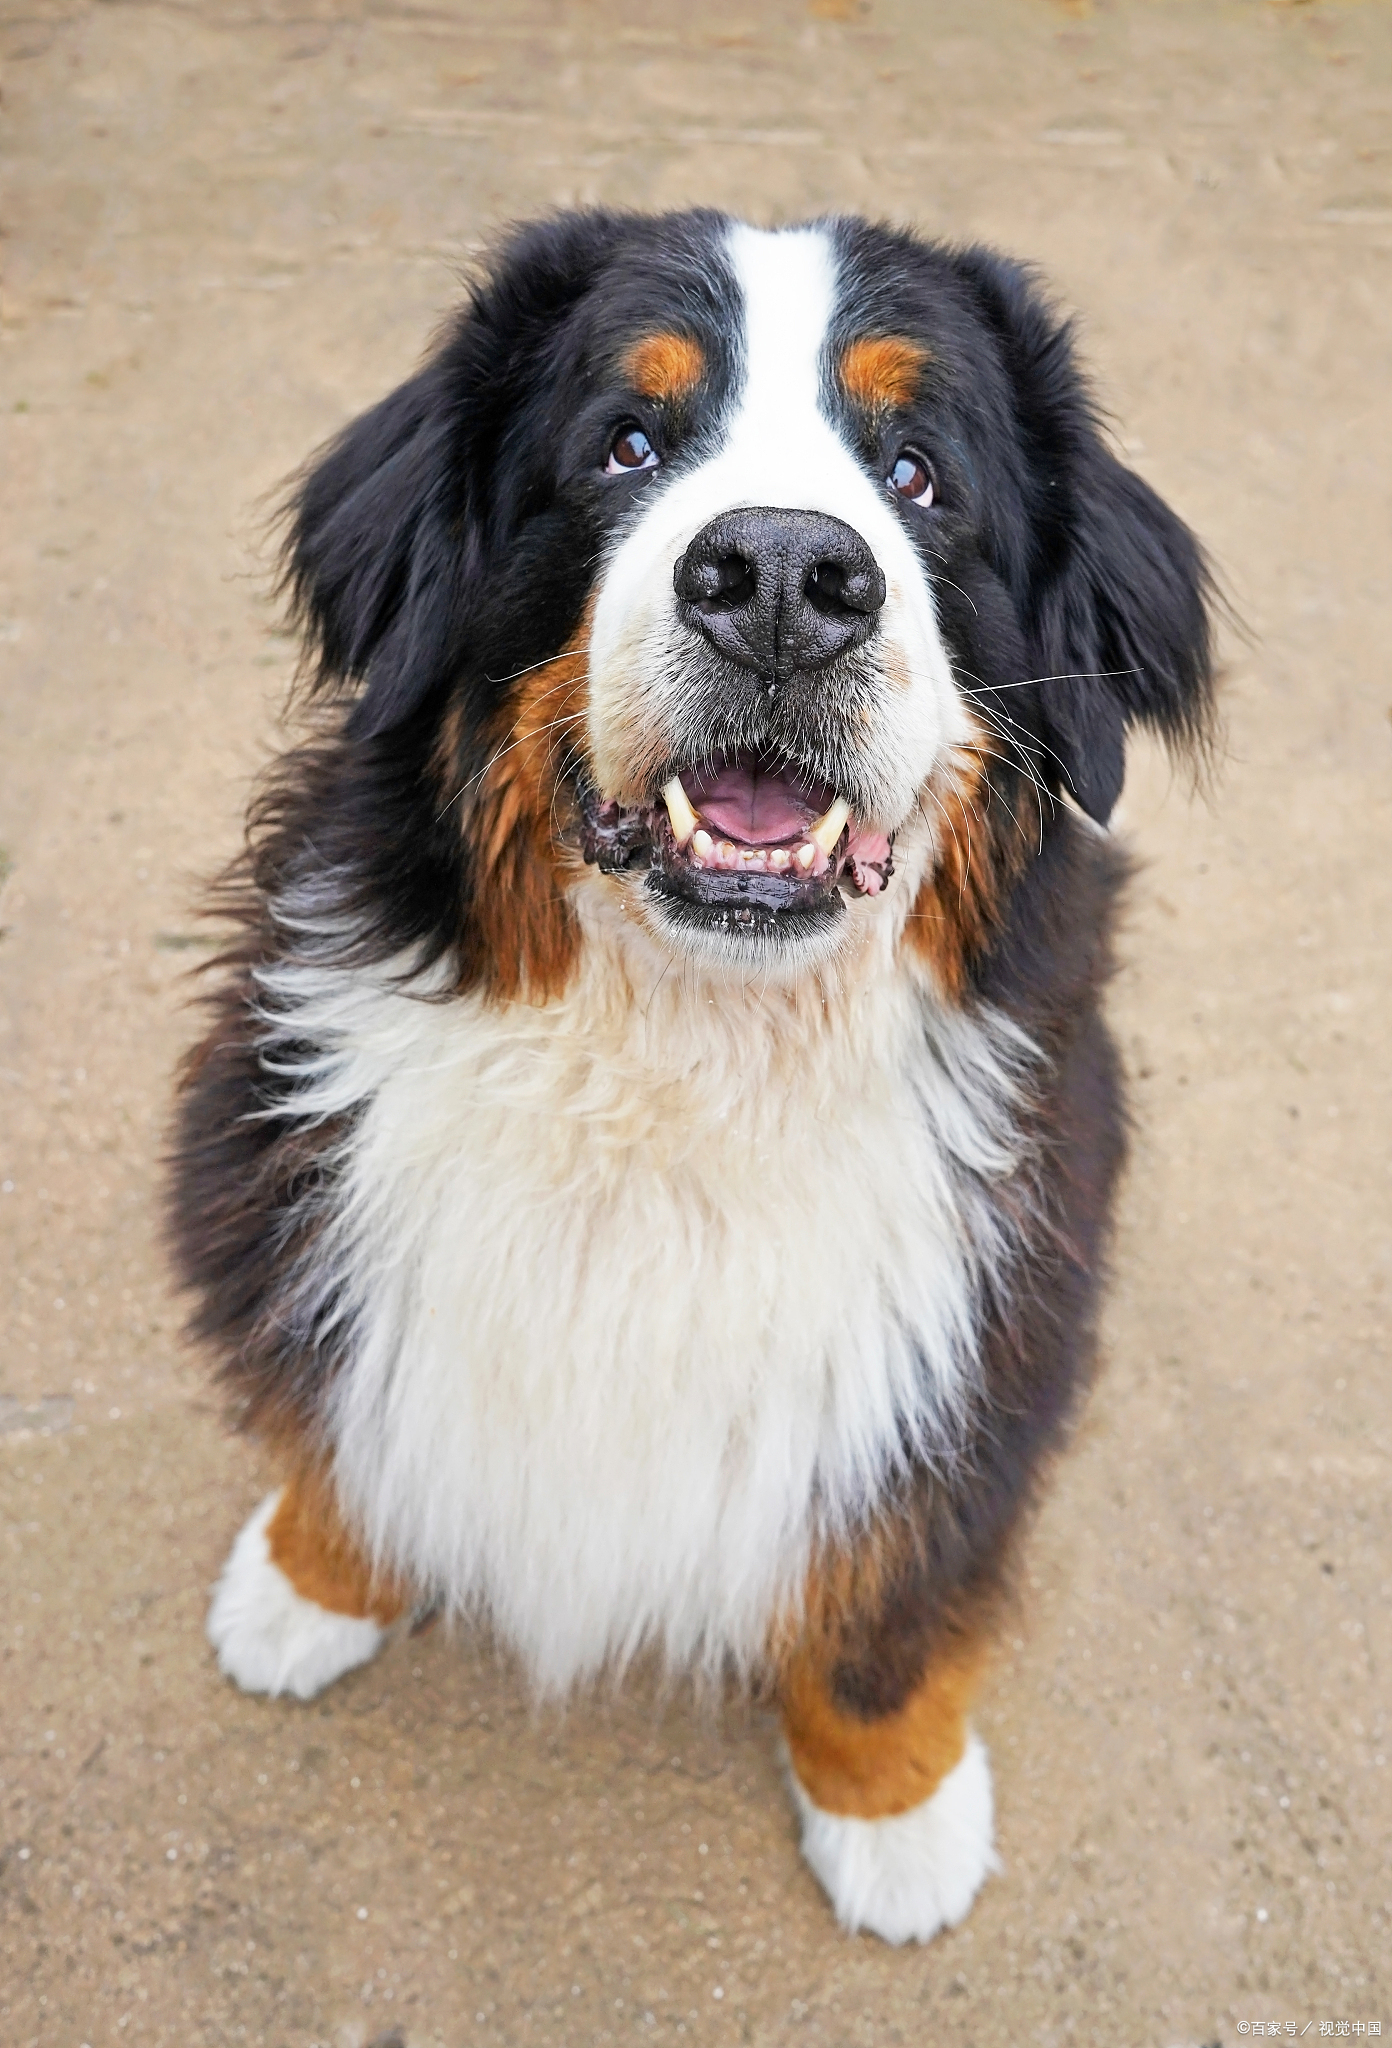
top-left (888, 451), bottom-right (934, 505)
top-left (605, 426), bottom-right (659, 474)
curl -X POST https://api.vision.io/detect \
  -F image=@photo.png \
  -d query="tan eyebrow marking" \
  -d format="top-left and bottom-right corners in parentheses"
top-left (840, 335), bottom-right (929, 409)
top-left (624, 331), bottom-right (706, 403)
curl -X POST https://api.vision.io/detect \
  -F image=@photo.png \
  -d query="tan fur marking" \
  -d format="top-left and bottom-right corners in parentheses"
top-left (766, 1528), bottom-right (894, 1676)
top-left (780, 1624), bottom-right (988, 1819)
top-left (903, 734), bottom-right (1037, 1001)
top-left (266, 1468), bottom-right (406, 1624)
top-left (841, 335), bottom-right (928, 411)
top-left (625, 331), bottom-right (706, 403)
top-left (449, 604), bottom-right (596, 1004)
top-left (773, 1532), bottom-right (992, 1817)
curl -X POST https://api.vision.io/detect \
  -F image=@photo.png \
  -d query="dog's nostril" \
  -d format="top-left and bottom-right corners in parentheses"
top-left (709, 553), bottom-right (756, 608)
top-left (805, 560), bottom-right (838, 609)
top-left (804, 558), bottom-right (885, 618)
top-left (674, 546), bottom-right (756, 610)
top-left (804, 560), bottom-right (849, 616)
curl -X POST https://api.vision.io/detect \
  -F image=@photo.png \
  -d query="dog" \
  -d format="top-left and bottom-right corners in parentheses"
top-left (171, 208), bottom-right (1213, 1946)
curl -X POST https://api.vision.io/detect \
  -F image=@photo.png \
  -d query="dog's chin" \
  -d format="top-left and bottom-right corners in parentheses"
top-left (578, 749), bottom-right (896, 974)
top-left (643, 869), bottom-right (853, 974)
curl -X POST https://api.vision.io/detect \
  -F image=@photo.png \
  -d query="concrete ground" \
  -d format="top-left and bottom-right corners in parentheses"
top-left (1, 1), bottom-right (1389, 2042)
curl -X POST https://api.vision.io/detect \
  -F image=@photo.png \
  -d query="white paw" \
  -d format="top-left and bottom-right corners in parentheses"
top-left (207, 1491), bottom-right (386, 1701)
top-left (788, 1731), bottom-right (998, 1944)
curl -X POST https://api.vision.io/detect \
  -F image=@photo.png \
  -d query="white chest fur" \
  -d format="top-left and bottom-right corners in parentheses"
top-left (260, 894), bottom-right (1029, 1694)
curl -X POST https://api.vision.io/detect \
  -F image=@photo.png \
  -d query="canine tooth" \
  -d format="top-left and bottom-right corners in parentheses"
top-left (691, 827), bottom-right (713, 859)
top-left (770, 847), bottom-right (791, 870)
top-left (661, 775), bottom-right (699, 848)
top-left (795, 841), bottom-right (816, 871)
top-left (808, 797), bottom-right (851, 857)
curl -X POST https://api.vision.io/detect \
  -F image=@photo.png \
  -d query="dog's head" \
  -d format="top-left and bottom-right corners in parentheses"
top-left (279, 210), bottom-right (1212, 993)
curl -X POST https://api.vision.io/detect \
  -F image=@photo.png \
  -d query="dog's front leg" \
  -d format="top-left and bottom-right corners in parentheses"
top-left (207, 1468), bottom-right (407, 1701)
top-left (778, 1596), bottom-right (996, 1945)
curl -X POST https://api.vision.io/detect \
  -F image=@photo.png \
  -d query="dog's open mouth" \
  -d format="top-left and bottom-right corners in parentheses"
top-left (580, 752), bottom-right (894, 935)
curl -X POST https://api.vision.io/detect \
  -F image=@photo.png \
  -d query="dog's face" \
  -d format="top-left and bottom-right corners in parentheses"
top-left (578, 223), bottom-right (963, 966)
top-left (280, 210), bottom-right (1211, 992)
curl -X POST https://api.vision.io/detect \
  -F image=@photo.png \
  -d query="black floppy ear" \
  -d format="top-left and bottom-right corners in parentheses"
top-left (957, 248), bottom-right (1215, 824)
top-left (278, 210), bottom-right (632, 740)
top-left (280, 363), bottom-right (473, 739)
top-left (1031, 445), bottom-right (1215, 823)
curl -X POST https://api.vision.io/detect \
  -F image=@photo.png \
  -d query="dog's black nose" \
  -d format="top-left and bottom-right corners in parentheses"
top-left (673, 508), bottom-right (886, 683)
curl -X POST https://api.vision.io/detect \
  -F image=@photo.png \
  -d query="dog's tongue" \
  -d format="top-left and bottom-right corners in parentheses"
top-left (682, 758), bottom-right (835, 846)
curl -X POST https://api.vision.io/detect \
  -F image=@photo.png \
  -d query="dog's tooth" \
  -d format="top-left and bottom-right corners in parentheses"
top-left (717, 840), bottom-right (738, 869)
top-left (795, 841), bottom-right (817, 871)
top-left (661, 775), bottom-right (699, 848)
top-left (770, 847), bottom-right (791, 871)
top-left (691, 827), bottom-right (713, 860)
top-left (808, 797), bottom-right (851, 857)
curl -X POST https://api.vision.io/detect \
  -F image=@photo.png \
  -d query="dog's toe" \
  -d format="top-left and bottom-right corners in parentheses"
top-left (788, 1731), bottom-right (998, 1945)
top-left (207, 1491), bottom-right (386, 1701)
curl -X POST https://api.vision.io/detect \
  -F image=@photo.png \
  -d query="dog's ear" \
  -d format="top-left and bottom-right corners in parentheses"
top-left (278, 212), bottom-right (629, 740)
top-left (1030, 443), bottom-right (1215, 823)
top-left (957, 250), bottom-right (1215, 823)
top-left (279, 366), bottom-right (466, 739)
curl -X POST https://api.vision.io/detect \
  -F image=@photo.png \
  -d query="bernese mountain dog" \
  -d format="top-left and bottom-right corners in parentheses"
top-left (171, 209), bottom-right (1213, 1946)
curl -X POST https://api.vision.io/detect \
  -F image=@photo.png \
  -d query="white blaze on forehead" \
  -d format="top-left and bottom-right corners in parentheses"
top-left (587, 221), bottom-right (965, 820)
top-left (721, 223), bottom-right (847, 508)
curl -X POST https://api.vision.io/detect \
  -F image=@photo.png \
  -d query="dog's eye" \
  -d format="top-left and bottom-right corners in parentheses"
top-left (605, 426), bottom-right (660, 475)
top-left (887, 451), bottom-right (934, 506)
